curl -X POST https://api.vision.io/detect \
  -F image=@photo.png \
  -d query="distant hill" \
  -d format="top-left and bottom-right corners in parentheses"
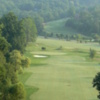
top-left (0, 0), bottom-right (100, 22)
top-left (44, 18), bottom-right (78, 36)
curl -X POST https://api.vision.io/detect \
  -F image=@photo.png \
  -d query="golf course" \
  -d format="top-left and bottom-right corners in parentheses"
top-left (19, 37), bottom-right (100, 100)
top-left (1, 1), bottom-right (100, 100)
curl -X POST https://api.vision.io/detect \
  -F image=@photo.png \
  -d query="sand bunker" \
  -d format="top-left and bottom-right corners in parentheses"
top-left (34, 55), bottom-right (47, 58)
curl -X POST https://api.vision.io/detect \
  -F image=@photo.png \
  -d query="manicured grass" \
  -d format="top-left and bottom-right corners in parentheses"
top-left (18, 72), bottom-right (39, 100)
top-left (25, 86), bottom-right (39, 100)
top-left (20, 38), bottom-right (100, 100)
top-left (18, 72), bottom-right (32, 84)
top-left (24, 51), bottom-right (47, 67)
top-left (44, 18), bottom-right (78, 36)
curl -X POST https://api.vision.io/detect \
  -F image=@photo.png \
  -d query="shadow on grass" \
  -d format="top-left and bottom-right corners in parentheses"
top-left (25, 86), bottom-right (39, 100)
top-left (30, 63), bottom-right (48, 67)
top-left (18, 72), bottom-right (39, 100)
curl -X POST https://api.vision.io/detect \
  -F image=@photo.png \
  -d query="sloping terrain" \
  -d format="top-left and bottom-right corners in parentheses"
top-left (19, 38), bottom-right (100, 100)
top-left (44, 18), bottom-right (78, 36)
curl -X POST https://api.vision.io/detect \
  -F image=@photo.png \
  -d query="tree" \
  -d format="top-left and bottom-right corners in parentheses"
top-left (68, 1), bottom-right (76, 18)
top-left (60, 34), bottom-right (64, 39)
top-left (65, 34), bottom-right (69, 41)
top-left (68, 7), bottom-right (76, 18)
top-left (0, 50), bottom-right (28, 100)
top-left (0, 65), bottom-right (10, 100)
top-left (9, 50), bottom-right (31, 71)
top-left (21, 17), bottom-right (37, 43)
top-left (89, 49), bottom-right (96, 59)
top-left (0, 12), bottom-right (26, 53)
top-left (0, 37), bottom-right (11, 55)
top-left (93, 34), bottom-right (100, 42)
top-left (76, 34), bottom-right (83, 42)
top-left (0, 51), bottom-right (6, 66)
top-left (0, 49), bottom-right (30, 100)
top-left (9, 50), bottom-right (22, 72)
top-left (0, 12), bottom-right (30, 100)
top-left (34, 16), bottom-right (44, 35)
top-left (93, 72), bottom-right (100, 99)
top-left (9, 82), bottom-right (26, 100)
top-left (5, 63), bottom-right (19, 84)
top-left (0, 24), bottom-right (4, 36)
top-left (21, 57), bottom-right (30, 68)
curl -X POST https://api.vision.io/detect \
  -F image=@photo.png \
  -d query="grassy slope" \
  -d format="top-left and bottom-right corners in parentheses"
top-left (19, 38), bottom-right (100, 100)
top-left (44, 18), bottom-right (78, 36)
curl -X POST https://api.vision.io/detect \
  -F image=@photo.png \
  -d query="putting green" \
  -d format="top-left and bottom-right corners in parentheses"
top-left (23, 38), bottom-right (100, 100)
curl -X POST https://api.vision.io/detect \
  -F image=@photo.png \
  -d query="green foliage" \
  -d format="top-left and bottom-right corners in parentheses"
top-left (21, 57), bottom-right (31, 68)
top-left (93, 72), bottom-right (100, 99)
top-left (0, 37), bottom-right (11, 55)
top-left (0, 65), bottom-right (6, 83)
top-left (34, 16), bottom-right (44, 35)
top-left (0, 12), bottom-right (33, 100)
top-left (0, 24), bottom-right (4, 35)
top-left (0, 64), bottom-right (14, 100)
top-left (0, 51), bottom-right (6, 65)
top-left (75, 34), bottom-right (83, 41)
top-left (89, 49), bottom-right (96, 59)
top-left (65, 7), bottom-right (100, 36)
top-left (21, 17), bottom-right (37, 43)
top-left (6, 64), bottom-right (19, 84)
top-left (68, 1), bottom-right (76, 18)
top-left (0, 50), bottom-right (29, 100)
top-left (10, 50), bottom-right (22, 72)
top-left (92, 34), bottom-right (100, 42)
top-left (9, 82), bottom-right (26, 100)
top-left (0, 0), bottom-right (100, 22)
top-left (9, 50), bottom-right (31, 72)
top-left (0, 12), bottom-right (26, 53)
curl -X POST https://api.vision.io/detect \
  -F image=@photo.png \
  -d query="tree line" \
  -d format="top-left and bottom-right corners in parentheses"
top-left (0, 12), bottom-right (37, 100)
top-left (65, 5), bottom-right (100, 39)
top-left (0, 0), bottom-right (100, 22)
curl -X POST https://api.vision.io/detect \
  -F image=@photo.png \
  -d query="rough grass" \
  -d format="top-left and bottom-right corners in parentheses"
top-left (44, 18), bottom-right (78, 36)
top-left (20, 38), bottom-right (100, 100)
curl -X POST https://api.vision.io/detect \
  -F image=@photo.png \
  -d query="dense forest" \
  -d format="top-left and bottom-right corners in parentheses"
top-left (1, 0), bottom-right (100, 36)
top-left (0, 0), bottom-right (100, 22)
top-left (0, 12), bottom-right (37, 100)
top-left (65, 4), bottom-right (100, 38)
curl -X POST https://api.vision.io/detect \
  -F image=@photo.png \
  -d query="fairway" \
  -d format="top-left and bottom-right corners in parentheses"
top-left (21, 38), bottom-right (100, 100)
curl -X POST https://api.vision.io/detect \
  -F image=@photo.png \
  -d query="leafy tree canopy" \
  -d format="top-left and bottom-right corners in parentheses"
top-left (0, 37), bottom-right (11, 55)
top-left (0, 0), bottom-right (100, 22)
top-left (21, 17), bottom-right (37, 43)
top-left (0, 12), bottom-right (26, 53)
top-left (65, 6), bottom-right (100, 37)
top-left (93, 72), bottom-right (100, 99)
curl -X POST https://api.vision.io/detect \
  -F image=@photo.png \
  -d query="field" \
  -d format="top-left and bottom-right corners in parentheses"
top-left (19, 37), bottom-right (100, 100)
top-left (44, 18), bottom-right (78, 36)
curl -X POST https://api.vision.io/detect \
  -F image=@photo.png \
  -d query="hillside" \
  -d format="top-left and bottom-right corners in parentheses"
top-left (44, 18), bottom-right (78, 36)
top-left (0, 0), bottom-right (100, 21)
